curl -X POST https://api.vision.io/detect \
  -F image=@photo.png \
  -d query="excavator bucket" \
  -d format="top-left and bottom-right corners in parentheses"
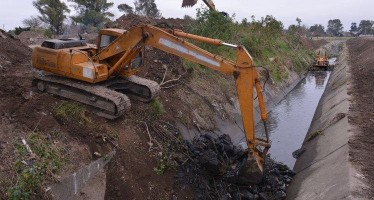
top-left (181, 0), bottom-right (198, 7)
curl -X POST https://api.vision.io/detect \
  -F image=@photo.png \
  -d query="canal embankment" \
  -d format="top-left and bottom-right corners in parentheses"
top-left (286, 42), bottom-right (368, 200)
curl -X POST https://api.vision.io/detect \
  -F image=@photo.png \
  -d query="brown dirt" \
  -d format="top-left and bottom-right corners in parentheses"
top-left (1, 16), bottom-right (198, 199)
top-left (300, 37), bottom-right (328, 50)
top-left (0, 30), bottom-right (92, 198)
top-left (346, 37), bottom-right (374, 198)
top-left (112, 14), bottom-right (192, 30)
top-left (18, 31), bottom-right (46, 46)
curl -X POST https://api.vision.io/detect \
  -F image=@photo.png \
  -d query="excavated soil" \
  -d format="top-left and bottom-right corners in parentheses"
top-left (346, 37), bottom-right (374, 198)
top-left (0, 30), bottom-right (97, 198)
top-left (112, 14), bottom-right (192, 30)
top-left (17, 31), bottom-right (46, 46)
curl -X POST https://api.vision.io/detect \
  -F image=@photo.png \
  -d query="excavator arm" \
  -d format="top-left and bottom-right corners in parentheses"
top-left (97, 25), bottom-right (270, 173)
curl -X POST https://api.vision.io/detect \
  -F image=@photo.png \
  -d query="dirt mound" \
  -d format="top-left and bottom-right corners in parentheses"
top-left (0, 30), bottom-right (93, 198)
top-left (301, 37), bottom-right (328, 50)
top-left (18, 31), bottom-right (46, 45)
top-left (0, 30), bottom-right (31, 69)
top-left (346, 37), bottom-right (374, 198)
top-left (112, 14), bottom-right (192, 30)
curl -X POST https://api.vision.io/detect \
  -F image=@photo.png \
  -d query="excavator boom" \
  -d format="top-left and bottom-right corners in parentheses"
top-left (97, 25), bottom-right (270, 172)
top-left (32, 24), bottom-right (270, 176)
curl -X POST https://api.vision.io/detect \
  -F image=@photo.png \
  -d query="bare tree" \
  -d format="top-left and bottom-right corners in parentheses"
top-left (22, 16), bottom-right (43, 29)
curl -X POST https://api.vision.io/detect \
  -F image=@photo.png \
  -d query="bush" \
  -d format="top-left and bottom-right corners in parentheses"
top-left (186, 10), bottom-right (312, 84)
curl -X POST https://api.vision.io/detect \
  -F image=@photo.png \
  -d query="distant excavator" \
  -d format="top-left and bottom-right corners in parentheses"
top-left (313, 50), bottom-right (329, 68)
top-left (31, 24), bottom-right (270, 181)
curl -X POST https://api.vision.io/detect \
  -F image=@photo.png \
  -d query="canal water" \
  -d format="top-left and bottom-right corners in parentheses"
top-left (255, 70), bottom-right (331, 168)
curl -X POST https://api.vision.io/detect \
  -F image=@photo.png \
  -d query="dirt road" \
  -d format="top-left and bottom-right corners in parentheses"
top-left (347, 37), bottom-right (374, 198)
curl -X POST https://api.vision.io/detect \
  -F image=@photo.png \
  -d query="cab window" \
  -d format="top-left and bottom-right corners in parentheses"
top-left (100, 35), bottom-right (117, 48)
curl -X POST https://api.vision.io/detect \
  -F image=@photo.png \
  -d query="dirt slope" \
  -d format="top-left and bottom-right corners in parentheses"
top-left (0, 30), bottom-right (93, 198)
top-left (346, 37), bottom-right (374, 198)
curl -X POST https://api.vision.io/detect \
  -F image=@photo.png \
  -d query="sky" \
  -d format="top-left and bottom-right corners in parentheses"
top-left (0, 0), bottom-right (373, 31)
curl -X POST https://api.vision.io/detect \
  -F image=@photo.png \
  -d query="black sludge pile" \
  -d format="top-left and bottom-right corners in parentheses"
top-left (177, 134), bottom-right (296, 200)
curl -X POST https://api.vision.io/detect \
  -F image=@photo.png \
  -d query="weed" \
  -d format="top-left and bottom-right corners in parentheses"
top-left (307, 130), bottom-right (323, 142)
top-left (8, 131), bottom-right (63, 199)
top-left (53, 101), bottom-right (89, 124)
top-left (153, 147), bottom-right (172, 175)
top-left (153, 156), bottom-right (169, 175)
top-left (150, 98), bottom-right (166, 116)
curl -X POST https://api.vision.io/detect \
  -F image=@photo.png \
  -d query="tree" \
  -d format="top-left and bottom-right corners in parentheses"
top-left (14, 27), bottom-right (31, 35)
top-left (350, 22), bottom-right (358, 36)
top-left (261, 15), bottom-right (283, 35)
top-left (33, 0), bottom-right (70, 35)
top-left (118, 3), bottom-right (133, 15)
top-left (327, 19), bottom-right (343, 36)
top-left (22, 16), bottom-right (43, 29)
top-left (69, 0), bottom-right (114, 28)
top-left (358, 20), bottom-right (374, 35)
top-left (134, 0), bottom-right (161, 18)
top-left (309, 24), bottom-right (326, 37)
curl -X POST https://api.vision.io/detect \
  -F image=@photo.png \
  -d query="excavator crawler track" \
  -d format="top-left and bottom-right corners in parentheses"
top-left (33, 75), bottom-right (131, 119)
top-left (102, 75), bottom-right (160, 102)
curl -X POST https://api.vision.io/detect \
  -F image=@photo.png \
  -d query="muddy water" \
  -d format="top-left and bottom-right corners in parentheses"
top-left (255, 71), bottom-right (331, 167)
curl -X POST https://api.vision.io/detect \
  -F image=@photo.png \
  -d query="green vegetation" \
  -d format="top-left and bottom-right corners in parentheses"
top-left (118, 0), bottom-right (161, 18)
top-left (149, 98), bottom-right (166, 116)
top-left (187, 9), bottom-right (312, 84)
top-left (8, 132), bottom-right (63, 199)
top-left (69, 0), bottom-right (114, 30)
top-left (153, 151), bottom-right (171, 175)
top-left (33, 0), bottom-right (70, 35)
top-left (327, 19), bottom-right (344, 37)
top-left (53, 101), bottom-right (89, 124)
top-left (307, 130), bottom-right (323, 142)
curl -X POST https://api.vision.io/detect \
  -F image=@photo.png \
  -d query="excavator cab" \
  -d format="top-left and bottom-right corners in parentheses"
top-left (97, 29), bottom-right (125, 50)
top-left (97, 28), bottom-right (144, 76)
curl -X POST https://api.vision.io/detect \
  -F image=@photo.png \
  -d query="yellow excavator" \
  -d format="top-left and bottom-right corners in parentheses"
top-left (313, 50), bottom-right (329, 68)
top-left (31, 24), bottom-right (270, 181)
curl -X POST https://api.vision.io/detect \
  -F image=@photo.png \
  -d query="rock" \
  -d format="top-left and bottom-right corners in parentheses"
top-left (0, 31), bottom-right (7, 39)
top-left (282, 175), bottom-right (292, 184)
top-left (292, 147), bottom-right (306, 159)
top-left (180, 134), bottom-right (294, 199)
top-left (279, 183), bottom-right (286, 191)
top-left (274, 190), bottom-right (287, 199)
top-left (240, 189), bottom-right (255, 200)
top-left (93, 152), bottom-right (102, 157)
top-left (258, 192), bottom-right (269, 200)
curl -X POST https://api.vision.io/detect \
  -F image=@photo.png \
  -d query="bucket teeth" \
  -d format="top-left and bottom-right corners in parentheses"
top-left (181, 0), bottom-right (198, 7)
